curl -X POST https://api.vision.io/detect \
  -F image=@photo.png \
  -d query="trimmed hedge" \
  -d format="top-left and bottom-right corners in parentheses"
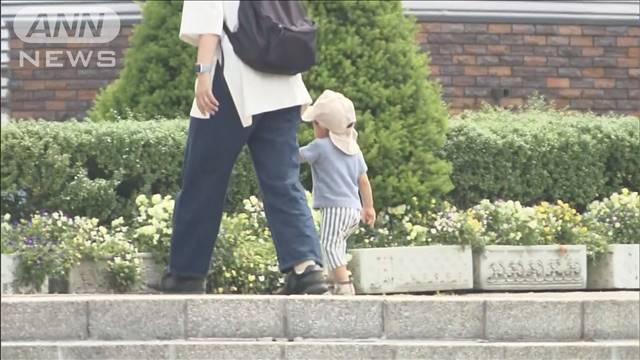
top-left (0, 120), bottom-right (257, 222)
top-left (444, 104), bottom-right (639, 210)
top-left (2, 107), bottom-right (638, 222)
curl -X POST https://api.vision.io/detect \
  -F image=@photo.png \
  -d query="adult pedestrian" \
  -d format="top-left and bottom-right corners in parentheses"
top-left (154, 0), bottom-right (327, 295)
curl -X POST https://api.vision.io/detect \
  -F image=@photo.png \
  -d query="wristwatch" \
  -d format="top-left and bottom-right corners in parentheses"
top-left (194, 64), bottom-right (213, 73)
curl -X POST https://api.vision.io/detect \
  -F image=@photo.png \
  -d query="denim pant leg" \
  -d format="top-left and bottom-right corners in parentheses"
top-left (169, 67), bottom-right (251, 277)
top-left (247, 106), bottom-right (323, 272)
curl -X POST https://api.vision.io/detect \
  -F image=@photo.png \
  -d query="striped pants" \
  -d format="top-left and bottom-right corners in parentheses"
top-left (320, 207), bottom-right (361, 270)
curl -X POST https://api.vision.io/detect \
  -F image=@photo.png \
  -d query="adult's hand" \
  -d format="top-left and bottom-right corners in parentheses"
top-left (195, 73), bottom-right (219, 115)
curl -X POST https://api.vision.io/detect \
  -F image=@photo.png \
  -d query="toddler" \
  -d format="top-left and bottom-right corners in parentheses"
top-left (300, 90), bottom-right (375, 295)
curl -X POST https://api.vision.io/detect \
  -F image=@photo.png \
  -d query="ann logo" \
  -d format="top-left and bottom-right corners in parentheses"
top-left (15, 5), bottom-right (119, 44)
top-left (26, 13), bottom-right (105, 39)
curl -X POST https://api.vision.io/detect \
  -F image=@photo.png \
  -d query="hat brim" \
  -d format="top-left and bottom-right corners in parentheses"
top-left (301, 105), bottom-right (315, 122)
top-left (329, 128), bottom-right (360, 155)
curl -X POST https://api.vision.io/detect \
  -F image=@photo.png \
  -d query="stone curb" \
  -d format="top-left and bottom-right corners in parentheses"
top-left (1, 340), bottom-right (638, 360)
top-left (1, 293), bottom-right (638, 342)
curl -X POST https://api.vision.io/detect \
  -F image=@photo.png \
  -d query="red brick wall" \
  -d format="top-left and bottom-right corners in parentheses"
top-left (417, 23), bottom-right (640, 115)
top-left (7, 25), bottom-right (135, 121)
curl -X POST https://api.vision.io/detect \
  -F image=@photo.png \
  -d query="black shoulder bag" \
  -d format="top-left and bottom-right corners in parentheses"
top-left (223, 0), bottom-right (317, 75)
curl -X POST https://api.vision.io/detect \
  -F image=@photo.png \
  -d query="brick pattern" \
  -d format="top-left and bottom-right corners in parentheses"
top-left (418, 23), bottom-right (640, 115)
top-left (7, 26), bottom-right (135, 120)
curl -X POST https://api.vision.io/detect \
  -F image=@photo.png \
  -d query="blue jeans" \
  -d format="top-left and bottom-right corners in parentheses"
top-left (169, 65), bottom-right (322, 277)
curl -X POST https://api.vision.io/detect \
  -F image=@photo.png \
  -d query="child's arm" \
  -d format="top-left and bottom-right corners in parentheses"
top-left (358, 173), bottom-right (376, 227)
top-left (299, 141), bottom-right (319, 164)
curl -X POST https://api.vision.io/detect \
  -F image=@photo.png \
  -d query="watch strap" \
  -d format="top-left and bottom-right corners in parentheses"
top-left (194, 64), bottom-right (213, 73)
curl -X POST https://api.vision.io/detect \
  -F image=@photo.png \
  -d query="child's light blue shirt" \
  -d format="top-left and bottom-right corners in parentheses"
top-left (300, 138), bottom-right (367, 209)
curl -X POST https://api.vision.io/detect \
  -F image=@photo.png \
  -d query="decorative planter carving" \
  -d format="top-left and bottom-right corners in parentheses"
top-left (473, 245), bottom-right (587, 290)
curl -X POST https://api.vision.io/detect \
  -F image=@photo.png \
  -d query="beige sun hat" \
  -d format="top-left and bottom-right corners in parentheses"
top-left (301, 89), bottom-right (360, 155)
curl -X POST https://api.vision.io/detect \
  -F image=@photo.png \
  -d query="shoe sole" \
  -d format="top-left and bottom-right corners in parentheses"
top-left (147, 284), bottom-right (205, 295)
top-left (300, 283), bottom-right (330, 295)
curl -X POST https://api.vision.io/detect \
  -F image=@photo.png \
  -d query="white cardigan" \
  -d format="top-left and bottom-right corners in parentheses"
top-left (179, 0), bottom-right (312, 126)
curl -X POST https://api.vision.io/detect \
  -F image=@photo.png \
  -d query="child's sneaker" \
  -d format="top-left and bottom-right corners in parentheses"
top-left (332, 280), bottom-right (356, 295)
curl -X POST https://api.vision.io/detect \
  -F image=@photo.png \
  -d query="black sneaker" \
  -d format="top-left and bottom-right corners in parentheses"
top-left (150, 272), bottom-right (206, 294)
top-left (277, 264), bottom-right (330, 295)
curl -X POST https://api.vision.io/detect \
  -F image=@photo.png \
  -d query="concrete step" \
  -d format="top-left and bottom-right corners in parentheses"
top-left (1, 339), bottom-right (638, 360)
top-left (1, 292), bottom-right (638, 343)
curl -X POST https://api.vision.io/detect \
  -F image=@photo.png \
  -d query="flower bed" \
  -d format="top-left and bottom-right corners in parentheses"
top-left (1, 190), bottom-right (637, 294)
top-left (350, 189), bottom-right (638, 291)
top-left (584, 190), bottom-right (640, 289)
top-left (0, 195), bottom-right (283, 294)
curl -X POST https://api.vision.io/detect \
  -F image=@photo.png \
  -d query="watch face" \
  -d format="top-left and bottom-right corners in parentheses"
top-left (194, 64), bottom-right (201, 73)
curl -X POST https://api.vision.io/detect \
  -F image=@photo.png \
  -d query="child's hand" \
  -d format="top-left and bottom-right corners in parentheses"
top-left (361, 206), bottom-right (376, 227)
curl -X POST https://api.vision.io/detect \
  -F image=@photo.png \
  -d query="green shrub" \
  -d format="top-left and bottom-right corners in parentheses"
top-left (444, 101), bottom-right (639, 210)
top-left (88, 1), bottom-right (196, 121)
top-left (89, 0), bottom-right (452, 209)
top-left (300, 0), bottom-right (452, 208)
top-left (0, 120), bottom-right (257, 222)
top-left (4, 105), bottom-right (638, 224)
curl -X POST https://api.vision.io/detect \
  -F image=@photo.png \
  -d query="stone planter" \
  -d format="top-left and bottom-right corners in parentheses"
top-left (473, 245), bottom-right (587, 290)
top-left (137, 252), bottom-right (164, 292)
top-left (588, 244), bottom-right (640, 289)
top-left (349, 245), bottom-right (473, 294)
top-left (68, 252), bottom-right (163, 293)
top-left (1, 253), bottom-right (48, 294)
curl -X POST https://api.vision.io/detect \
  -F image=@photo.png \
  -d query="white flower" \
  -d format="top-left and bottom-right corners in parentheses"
top-left (151, 194), bottom-right (162, 205)
top-left (136, 225), bottom-right (156, 236)
top-left (2, 213), bottom-right (10, 222)
top-left (388, 205), bottom-right (407, 216)
top-left (135, 195), bottom-right (148, 206)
